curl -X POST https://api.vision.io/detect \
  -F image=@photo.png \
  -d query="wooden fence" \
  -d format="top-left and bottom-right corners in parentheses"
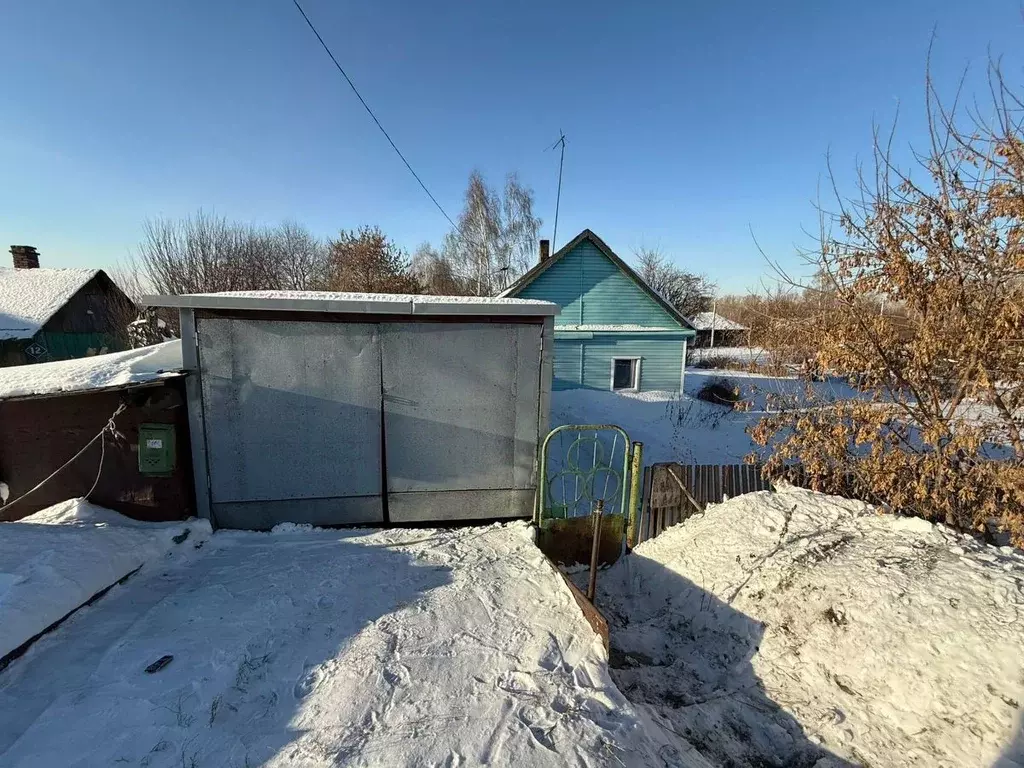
top-left (635, 462), bottom-right (772, 544)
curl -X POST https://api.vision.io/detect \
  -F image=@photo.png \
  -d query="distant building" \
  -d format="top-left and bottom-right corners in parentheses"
top-left (0, 245), bottom-right (135, 367)
top-left (501, 229), bottom-right (696, 392)
top-left (688, 311), bottom-right (748, 348)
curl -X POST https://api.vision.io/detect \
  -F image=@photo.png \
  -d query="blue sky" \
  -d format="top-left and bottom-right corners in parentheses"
top-left (2, 1), bottom-right (1022, 294)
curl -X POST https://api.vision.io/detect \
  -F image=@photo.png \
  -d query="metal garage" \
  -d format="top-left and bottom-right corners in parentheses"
top-left (144, 292), bottom-right (557, 530)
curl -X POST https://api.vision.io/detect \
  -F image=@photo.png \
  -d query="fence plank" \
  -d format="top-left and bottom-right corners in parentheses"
top-left (640, 462), bottom-right (784, 544)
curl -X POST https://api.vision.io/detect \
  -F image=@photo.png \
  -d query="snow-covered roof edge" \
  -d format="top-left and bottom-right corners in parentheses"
top-left (0, 340), bottom-right (184, 401)
top-left (142, 291), bottom-right (559, 317)
top-left (687, 311), bottom-right (747, 331)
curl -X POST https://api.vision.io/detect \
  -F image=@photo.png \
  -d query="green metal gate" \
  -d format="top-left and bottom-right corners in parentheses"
top-left (535, 424), bottom-right (644, 549)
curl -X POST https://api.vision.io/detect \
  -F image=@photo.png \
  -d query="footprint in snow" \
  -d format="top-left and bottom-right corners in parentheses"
top-left (294, 663), bottom-right (325, 699)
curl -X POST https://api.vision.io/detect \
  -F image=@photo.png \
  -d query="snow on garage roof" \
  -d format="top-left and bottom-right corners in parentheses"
top-left (142, 290), bottom-right (560, 317)
top-left (0, 268), bottom-right (99, 340)
top-left (0, 340), bottom-right (183, 401)
top-left (688, 311), bottom-right (747, 331)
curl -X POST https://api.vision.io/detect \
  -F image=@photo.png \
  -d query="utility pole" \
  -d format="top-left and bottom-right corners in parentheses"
top-left (549, 132), bottom-right (567, 249)
top-left (709, 297), bottom-right (717, 350)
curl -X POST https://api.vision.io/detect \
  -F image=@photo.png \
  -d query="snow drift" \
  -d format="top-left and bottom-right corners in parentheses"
top-left (0, 521), bottom-right (708, 767)
top-left (0, 499), bottom-right (209, 660)
top-left (598, 485), bottom-right (1024, 767)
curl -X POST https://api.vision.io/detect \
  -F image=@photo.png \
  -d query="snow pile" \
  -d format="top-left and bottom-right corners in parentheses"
top-left (0, 499), bottom-right (209, 660)
top-left (0, 521), bottom-right (707, 767)
top-left (0, 340), bottom-right (182, 400)
top-left (0, 268), bottom-right (98, 340)
top-left (598, 485), bottom-right (1024, 767)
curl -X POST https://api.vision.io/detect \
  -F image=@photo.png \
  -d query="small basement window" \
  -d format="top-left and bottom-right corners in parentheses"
top-left (611, 357), bottom-right (641, 391)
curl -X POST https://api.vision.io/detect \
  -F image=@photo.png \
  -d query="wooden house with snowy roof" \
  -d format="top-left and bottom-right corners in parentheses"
top-left (0, 246), bottom-right (134, 367)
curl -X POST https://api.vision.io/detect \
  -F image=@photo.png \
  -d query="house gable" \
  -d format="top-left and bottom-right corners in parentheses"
top-left (505, 231), bottom-right (693, 331)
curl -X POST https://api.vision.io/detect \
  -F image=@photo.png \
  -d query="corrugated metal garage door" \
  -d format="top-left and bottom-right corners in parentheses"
top-left (199, 318), bottom-right (384, 528)
top-left (381, 322), bottom-right (541, 522)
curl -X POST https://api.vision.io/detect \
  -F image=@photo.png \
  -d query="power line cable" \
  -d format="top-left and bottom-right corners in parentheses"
top-left (289, 1), bottom-right (525, 293)
top-left (289, 0), bottom-right (459, 232)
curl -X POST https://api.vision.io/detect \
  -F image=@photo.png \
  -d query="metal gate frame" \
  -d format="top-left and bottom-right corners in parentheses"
top-left (536, 424), bottom-right (644, 538)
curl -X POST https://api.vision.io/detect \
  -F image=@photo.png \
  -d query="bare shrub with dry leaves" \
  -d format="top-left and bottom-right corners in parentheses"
top-left (751, 57), bottom-right (1024, 545)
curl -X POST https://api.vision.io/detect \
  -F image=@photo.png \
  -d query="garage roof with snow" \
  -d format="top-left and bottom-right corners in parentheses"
top-left (142, 290), bottom-right (559, 317)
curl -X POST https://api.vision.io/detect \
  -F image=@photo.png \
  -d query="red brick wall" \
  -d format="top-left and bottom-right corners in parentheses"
top-left (0, 380), bottom-right (195, 522)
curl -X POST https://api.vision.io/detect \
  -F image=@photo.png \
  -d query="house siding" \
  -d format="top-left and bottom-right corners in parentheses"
top-left (582, 335), bottom-right (685, 392)
top-left (552, 335), bottom-right (686, 392)
top-left (515, 241), bottom-right (680, 328)
top-left (553, 339), bottom-right (584, 391)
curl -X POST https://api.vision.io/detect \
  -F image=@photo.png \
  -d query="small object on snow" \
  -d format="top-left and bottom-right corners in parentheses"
top-left (171, 529), bottom-right (190, 545)
top-left (144, 654), bottom-right (174, 674)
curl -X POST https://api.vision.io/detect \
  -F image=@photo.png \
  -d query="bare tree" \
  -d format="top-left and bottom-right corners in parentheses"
top-left (327, 226), bottom-right (421, 294)
top-left (276, 220), bottom-right (330, 290)
top-left (131, 211), bottom-right (332, 296)
top-left (442, 171), bottom-right (542, 295)
top-left (752, 56), bottom-right (1024, 545)
top-left (634, 247), bottom-right (716, 318)
top-left (411, 243), bottom-right (472, 295)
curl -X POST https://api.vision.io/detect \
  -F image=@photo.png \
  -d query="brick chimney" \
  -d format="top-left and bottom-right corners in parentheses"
top-left (10, 245), bottom-right (39, 269)
top-left (539, 239), bottom-right (550, 263)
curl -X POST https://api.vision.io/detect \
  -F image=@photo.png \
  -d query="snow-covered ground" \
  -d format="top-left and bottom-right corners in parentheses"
top-left (0, 519), bottom-right (709, 767)
top-left (0, 499), bottom-right (210, 660)
top-left (551, 369), bottom-right (862, 465)
top-left (596, 485), bottom-right (1024, 768)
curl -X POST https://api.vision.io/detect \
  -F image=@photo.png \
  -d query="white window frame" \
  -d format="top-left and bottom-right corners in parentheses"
top-left (609, 357), bottom-right (642, 392)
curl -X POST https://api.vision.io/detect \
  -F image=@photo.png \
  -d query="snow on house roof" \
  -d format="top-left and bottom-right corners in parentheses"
top-left (142, 290), bottom-right (559, 317)
top-left (687, 311), bottom-right (747, 331)
top-left (556, 324), bottom-right (687, 333)
top-left (0, 340), bottom-right (183, 400)
top-left (0, 268), bottom-right (100, 341)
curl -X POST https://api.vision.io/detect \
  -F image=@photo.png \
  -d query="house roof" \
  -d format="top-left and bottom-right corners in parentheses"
top-left (142, 290), bottom-right (559, 317)
top-left (688, 311), bottom-right (747, 331)
top-left (0, 340), bottom-right (184, 401)
top-left (0, 268), bottom-right (100, 341)
top-left (498, 229), bottom-right (695, 330)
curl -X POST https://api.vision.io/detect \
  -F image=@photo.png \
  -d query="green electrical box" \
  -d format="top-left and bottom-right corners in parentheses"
top-left (138, 423), bottom-right (176, 476)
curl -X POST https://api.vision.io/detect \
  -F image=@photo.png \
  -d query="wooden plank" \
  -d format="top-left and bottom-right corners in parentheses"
top-left (640, 466), bottom-right (653, 543)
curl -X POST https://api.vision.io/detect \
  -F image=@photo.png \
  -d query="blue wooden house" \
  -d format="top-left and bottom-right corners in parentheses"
top-left (501, 229), bottom-right (696, 392)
